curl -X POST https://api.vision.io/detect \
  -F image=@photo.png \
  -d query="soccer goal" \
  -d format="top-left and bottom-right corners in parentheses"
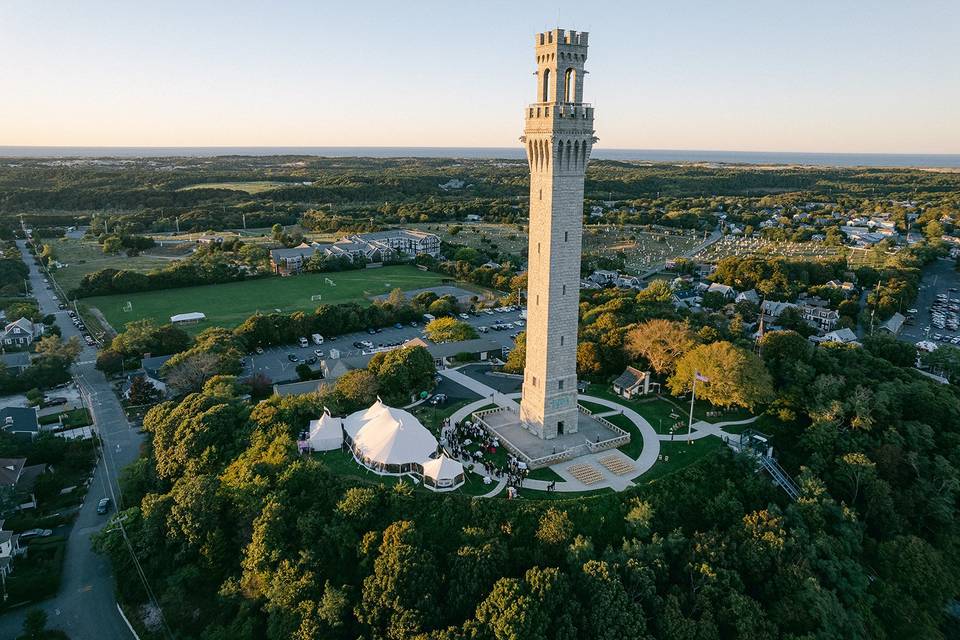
top-left (122, 301), bottom-right (133, 312)
top-left (310, 294), bottom-right (323, 302)
top-left (324, 277), bottom-right (336, 287)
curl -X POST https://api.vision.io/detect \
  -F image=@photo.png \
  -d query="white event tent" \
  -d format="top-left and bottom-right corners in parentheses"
top-left (421, 454), bottom-right (465, 491)
top-left (306, 408), bottom-right (343, 451)
top-left (343, 399), bottom-right (439, 475)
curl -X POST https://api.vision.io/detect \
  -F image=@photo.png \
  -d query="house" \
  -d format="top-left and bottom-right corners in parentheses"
top-left (706, 282), bottom-right (736, 300)
top-left (0, 407), bottom-right (39, 439)
top-left (0, 458), bottom-right (47, 510)
top-left (0, 519), bottom-right (24, 580)
top-left (588, 270), bottom-right (619, 286)
top-left (403, 337), bottom-right (504, 368)
top-left (761, 300), bottom-right (796, 320)
top-left (824, 280), bottom-right (857, 293)
top-left (439, 178), bottom-right (466, 190)
top-left (672, 289), bottom-right (702, 311)
top-left (797, 298), bottom-right (840, 332)
top-left (812, 328), bottom-right (861, 346)
top-left (1, 318), bottom-right (41, 348)
top-left (0, 352), bottom-right (31, 375)
top-left (319, 354), bottom-right (376, 384)
top-left (141, 354), bottom-right (174, 379)
top-left (880, 312), bottom-right (906, 335)
top-left (465, 214), bottom-right (482, 222)
top-left (611, 366), bottom-right (654, 399)
top-left (272, 379), bottom-right (330, 397)
top-left (196, 235), bottom-right (224, 245)
top-left (615, 275), bottom-right (642, 289)
top-left (735, 289), bottom-right (760, 305)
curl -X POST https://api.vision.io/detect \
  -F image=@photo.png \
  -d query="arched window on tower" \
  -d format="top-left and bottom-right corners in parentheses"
top-left (563, 68), bottom-right (575, 103)
top-left (542, 68), bottom-right (551, 102)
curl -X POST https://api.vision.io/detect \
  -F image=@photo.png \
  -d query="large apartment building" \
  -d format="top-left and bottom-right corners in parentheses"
top-left (270, 228), bottom-right (440, 275)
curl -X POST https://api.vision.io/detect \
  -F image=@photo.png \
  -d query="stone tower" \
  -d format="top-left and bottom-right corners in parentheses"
top-left (519, 28), bottom-right (595, 440)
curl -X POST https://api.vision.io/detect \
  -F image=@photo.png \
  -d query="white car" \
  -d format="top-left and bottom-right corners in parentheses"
top-left (314, 349), bottom-right (325, 358)
top-left (459, 313), bottom-right (470, 320)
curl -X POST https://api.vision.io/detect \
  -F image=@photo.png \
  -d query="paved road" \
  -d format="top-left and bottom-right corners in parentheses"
top-left (0, 241), bottom-right (139, 639)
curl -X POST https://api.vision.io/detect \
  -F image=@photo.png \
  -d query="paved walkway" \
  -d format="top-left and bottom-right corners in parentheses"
top-left (439, 368), bottom-right (520, 412)
top-left (446, 389), bottom-right (662, 494)
top-left (444, 380), bottom-right (763, 496)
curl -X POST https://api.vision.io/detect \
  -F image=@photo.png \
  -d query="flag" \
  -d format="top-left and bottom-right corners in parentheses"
top-left (695, 371), bottom-right (710, 382)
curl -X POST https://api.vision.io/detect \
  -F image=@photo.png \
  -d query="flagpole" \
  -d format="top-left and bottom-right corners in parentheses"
top-left (688, 374), bottom-right (697, 444)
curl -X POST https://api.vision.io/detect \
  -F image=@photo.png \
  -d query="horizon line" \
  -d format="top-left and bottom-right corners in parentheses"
top-left (1, 144), bottom-right (958, 157)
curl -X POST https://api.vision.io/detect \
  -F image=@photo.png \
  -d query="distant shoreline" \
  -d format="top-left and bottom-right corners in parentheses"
top-left (1, 146), bottom-right (959, 169)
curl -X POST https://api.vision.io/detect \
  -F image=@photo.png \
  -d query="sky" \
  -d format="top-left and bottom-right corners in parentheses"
top-left (1, 0), bottom-right (958, 153)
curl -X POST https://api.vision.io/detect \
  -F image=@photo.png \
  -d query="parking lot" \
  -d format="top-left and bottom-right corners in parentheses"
top-left (898, 258), bottom-right (960, 346)
top-left (243, 307), bottom-right (526, 383)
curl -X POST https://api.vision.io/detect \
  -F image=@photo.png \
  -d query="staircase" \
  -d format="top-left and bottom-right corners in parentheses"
top-left (757, 455), bottom-right (800, 501)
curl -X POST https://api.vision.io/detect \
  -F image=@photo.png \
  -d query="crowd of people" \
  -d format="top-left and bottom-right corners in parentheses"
top-left (440, 416), bottom-right (530, 489)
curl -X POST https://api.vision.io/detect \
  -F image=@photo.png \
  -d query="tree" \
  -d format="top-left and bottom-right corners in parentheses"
top-left (34, 335), bottom-right (82, 362)
top-left (128, 375), bottom-right (162, 405)
top-left (357, 521), bottom-right (439, 640)
top-left (503, 331), bottom-right (525, 374)
top-left (668, 341), bottom-right (774, 410)
top-left (164, 351), bottom-right (222, 395)
top-left (95, 348), bottom-right (124, 375)
top-left (424, 317), bottom-right (477, 343)
top-left (334, 369), bottom-right (380, 411)
top-left (18, 609), bottom-right (50, 640)
top-left (368, 346), bottom-right (436, 403)
top-left (102, 235), bottom-right (123, 254)
top-left (624, 319), bottom-right (695, 376)
top-left (576, 341), bottom-right (603, 377)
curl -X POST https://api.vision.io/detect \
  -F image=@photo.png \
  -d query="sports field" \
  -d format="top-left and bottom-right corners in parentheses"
top-left (84, 266), bottom-right (447, 334)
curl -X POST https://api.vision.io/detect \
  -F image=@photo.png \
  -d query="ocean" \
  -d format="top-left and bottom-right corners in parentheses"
top-left (0, 146), bottom-right (958, 168)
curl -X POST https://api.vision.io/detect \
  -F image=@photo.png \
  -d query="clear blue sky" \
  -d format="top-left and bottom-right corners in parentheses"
top-left (1, 0), bottom-right (958, 152)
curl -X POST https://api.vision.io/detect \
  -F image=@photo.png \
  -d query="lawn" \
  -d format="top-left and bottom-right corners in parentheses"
top-left (586, 385), bottom-right (751, 432)
top-left (603, 412), bottom-right (646, 459)
top-left (178, 181), bottom-right (297, 194)
top-left (38, 407), bottom-right (92, 429)
top-left (638, 438), bottom-right (724, 484)
top-left (84, 265), bottom-right (448, 334)
top-left (47, 237), bottom-right (183, 293)
top-left (577, 400), bottom-right (610, 415)
top-left (313, 449), bottom-right (492, 497)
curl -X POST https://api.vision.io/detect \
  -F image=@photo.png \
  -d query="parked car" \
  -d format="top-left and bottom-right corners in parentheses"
top-left (314, 349), bottom-right (325, 358)
top-left (43, 397), bottom-right (68, 406)
top-left (255, 346), bottom-right (264, 354)
top-left (353, 341), bottom-right (366, 349)
top-left (305, 356), bottom-right (317, 365)
top-left (428, 393), bottom-right (447, 406)
top-left (97, 498), bottom-right (112, 515)
top-left (394, 322), bottom-right (403, 329)
top-left (459, 313), bottom-right (470, 320)
top-left (287, 354), bottom-right (299, 362)
top-left (367, 328), bottom-right (377, 335)
top-left (19, 528), bottom-right (53, 540)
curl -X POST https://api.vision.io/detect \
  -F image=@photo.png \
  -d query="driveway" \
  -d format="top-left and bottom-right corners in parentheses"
top-left (0, 241), bottom-right (139, 639)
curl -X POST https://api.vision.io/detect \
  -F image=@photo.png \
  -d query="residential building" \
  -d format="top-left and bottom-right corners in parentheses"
top-left (0, 519), bottom-right (24, 580)
top-left (0, 458), bottom-right (47, 510)
top-left (880, 312), bottom-right (906, 335)
top-left (707, 282), bottom-right (736, 300)
top-left (735, 289), bottom-right (760, 305)
top-left (1, 318), bottom-right (41, 348)
top-left (270, 229), bottom-right (440, 275)
top-left (0, 407), bottom-right (39, 439)
top-left (0, 352), bottom-right (31, 375)
top-left (797, 298), bottom-right (840, 332)
top-left (812, 328), bottom-right (861, 346)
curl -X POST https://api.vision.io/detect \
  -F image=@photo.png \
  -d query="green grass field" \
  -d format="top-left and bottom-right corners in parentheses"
top-left (178, 181), bottom-right (295, 194)
top-left (85, 266), bottom-right (447, 334)
top-left (48, 238), bottom-right (180, 293)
